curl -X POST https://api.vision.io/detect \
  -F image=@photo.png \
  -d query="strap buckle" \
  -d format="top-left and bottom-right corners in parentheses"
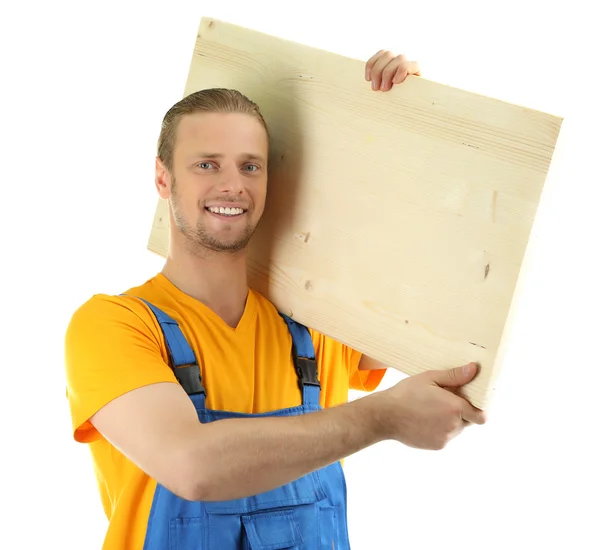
top-left (294, 356), bottom-right (320, 392)
top-left (173, 363), bottom-right (206, 396)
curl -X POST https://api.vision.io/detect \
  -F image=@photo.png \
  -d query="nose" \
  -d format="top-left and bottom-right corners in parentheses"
top-left (216, 164), bottom-right (245, 195)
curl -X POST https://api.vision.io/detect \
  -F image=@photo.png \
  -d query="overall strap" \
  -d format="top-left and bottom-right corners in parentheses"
top-left (279, 314), bottom-right (321, 406)
top-left (120, 295), bottom-right (206, 402)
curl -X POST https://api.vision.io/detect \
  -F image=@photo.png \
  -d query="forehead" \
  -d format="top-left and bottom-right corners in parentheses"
top-left (174, 112), bottom-right (268, 157)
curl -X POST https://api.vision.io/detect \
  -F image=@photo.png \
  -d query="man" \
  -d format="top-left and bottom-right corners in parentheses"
top-left (64, 49), bottom-right (486, 549)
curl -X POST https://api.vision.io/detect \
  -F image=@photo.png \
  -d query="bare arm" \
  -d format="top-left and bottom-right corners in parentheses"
top-left (90, 382), bottom-right (385, 502)
top-left (91, 364), bottom-right (485, 503)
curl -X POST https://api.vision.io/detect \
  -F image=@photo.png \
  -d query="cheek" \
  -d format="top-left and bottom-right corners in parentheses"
top-left (253, 191), bottom-right (267, 214)
top-left (173, 188), bottom-right (203, 218)
top-left (255, 179), bottom-right (268, 201)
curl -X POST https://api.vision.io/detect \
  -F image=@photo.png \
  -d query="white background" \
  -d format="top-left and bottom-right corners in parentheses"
top-left (2, 1), bottom-right (599, 548)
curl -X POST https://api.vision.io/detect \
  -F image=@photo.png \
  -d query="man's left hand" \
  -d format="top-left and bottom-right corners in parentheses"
top-left (365, 50), bottom-right (421, 92)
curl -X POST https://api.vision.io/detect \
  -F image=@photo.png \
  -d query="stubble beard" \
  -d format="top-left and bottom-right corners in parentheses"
top-left (170, 179), bottom-right (257, 255)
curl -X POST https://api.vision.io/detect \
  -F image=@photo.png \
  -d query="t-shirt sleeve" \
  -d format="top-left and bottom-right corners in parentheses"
top-left (309, 329), bottom-right (387, 396)
top-left (347, 348), bottom-right (387, 392)
top-left (64, 294), bottom-right (177, 444)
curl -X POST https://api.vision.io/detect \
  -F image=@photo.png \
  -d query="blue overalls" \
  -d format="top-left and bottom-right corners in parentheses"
top-left (131, 297), bottom-right (352, 550)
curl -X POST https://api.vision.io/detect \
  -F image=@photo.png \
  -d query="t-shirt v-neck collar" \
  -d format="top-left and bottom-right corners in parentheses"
top-left (154, 273), bottom-right (257, 333)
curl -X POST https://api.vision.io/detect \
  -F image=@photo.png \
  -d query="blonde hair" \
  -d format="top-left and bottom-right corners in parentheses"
top-left (157, 88), bottom-right (270, 172)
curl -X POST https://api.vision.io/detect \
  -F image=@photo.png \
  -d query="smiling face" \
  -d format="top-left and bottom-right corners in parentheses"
top-left (156, 111), bottom-right (269, 254)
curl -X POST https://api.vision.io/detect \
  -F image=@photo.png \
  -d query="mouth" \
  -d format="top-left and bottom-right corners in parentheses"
top-left (205, 205), bottom-right (247, 218)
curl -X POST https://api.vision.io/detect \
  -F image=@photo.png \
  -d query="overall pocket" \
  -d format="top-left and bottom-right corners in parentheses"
top-left (241, 510), bottom-right (302, 549)
top-left (168, 517), bottom-right (203, 550)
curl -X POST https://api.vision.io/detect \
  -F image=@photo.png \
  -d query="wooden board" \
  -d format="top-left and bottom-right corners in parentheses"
top-left (147, 17), bottom-right (562, 409)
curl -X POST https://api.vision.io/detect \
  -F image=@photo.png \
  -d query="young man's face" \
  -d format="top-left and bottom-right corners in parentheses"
top-left (157, 111), bottom-right (269, 254)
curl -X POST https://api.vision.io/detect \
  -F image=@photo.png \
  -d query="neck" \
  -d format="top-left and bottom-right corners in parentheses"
top-left (161, 237), bottom-right (250, 328)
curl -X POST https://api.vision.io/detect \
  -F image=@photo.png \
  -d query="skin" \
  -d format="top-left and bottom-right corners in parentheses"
top-left (90, 53), bottom-right (487, 502)
top-left (157, 110), bottom-right (269, 326)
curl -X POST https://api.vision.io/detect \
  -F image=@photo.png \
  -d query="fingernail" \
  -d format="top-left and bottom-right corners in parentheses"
top-left (463, 363), bottom-right (475, 375)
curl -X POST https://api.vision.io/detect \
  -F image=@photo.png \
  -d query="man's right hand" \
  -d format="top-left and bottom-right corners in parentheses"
top-left (372, 363), bottom-right (487, 450)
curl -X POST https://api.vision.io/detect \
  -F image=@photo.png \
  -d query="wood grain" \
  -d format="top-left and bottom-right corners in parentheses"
top-left (147, 17), bottom-right (562, 409)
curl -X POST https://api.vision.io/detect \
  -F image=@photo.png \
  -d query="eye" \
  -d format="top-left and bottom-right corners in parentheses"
top-left (198, 162), bottom-right (214, 169)
top-left (244, 164), bottom-right (260, 172)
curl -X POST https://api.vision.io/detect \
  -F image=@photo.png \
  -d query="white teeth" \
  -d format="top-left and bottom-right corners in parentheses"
top-left (208, 206), bottom-right (244, 216)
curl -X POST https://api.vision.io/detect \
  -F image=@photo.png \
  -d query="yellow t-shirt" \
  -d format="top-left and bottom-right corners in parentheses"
top-left (64, 273), bottom-right (386, 549)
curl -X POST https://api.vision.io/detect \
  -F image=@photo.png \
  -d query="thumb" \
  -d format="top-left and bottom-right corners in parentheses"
top-left (430, 363), bottom-right (479, 387)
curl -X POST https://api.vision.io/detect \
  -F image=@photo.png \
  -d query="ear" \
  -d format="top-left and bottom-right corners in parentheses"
top-left (155, 157), bottom-right (172, 199)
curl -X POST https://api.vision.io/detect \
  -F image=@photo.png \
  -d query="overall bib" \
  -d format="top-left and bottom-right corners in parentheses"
top-left (130, 297), bottom-right (352, 550)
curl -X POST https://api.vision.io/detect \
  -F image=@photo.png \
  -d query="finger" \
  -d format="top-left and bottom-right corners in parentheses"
top-left (365, 49), bottom-right (387, 81)
top-left (429, 363), bottom-right (479, 388)
top-left (369, 50), bottom-right (395, 91)
top-left (380, 55), bottom-right (408, 91)
top-left (461, 404), bottom-right (487, 425)
top-left (393, 60), bottom-right (422, 82)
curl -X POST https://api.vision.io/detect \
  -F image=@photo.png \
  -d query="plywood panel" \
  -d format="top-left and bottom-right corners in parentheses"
top-left (147, 17), bottom-right (562, 409)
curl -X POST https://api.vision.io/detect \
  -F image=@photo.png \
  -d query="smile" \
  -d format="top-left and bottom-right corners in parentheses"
top-left (206, 206), bottom-right (246, 217)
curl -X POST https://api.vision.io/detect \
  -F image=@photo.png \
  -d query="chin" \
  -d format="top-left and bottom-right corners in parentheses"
top-left (209, 241), bottom-right (249, 253)
top-left (200, 232), bottom-right (253, 253)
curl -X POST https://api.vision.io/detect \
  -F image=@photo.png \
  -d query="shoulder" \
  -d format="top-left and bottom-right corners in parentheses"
top-left (67, 293), bottom-right (159, 338)
top-left (250, 290), bottom-right (316, 336)
top-left (65, 275), bottom-right (171, 358)
top-left (68, 274), bottom-right (166, 330)
top-left (249, 289), bottom-right (281, 314)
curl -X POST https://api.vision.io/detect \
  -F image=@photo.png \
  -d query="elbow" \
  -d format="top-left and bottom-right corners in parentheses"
top-left (173, 474), bottom-right (207, 503)
top-left (167, 444), bottom-right (212, 502)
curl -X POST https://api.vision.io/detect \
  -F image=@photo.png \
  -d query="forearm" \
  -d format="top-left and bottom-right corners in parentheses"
top-left (188, 393), bottom-right (384, 501)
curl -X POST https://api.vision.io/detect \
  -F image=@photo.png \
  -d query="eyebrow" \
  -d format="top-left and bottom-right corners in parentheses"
top-left (189, 153), bottom-right (266, 163)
